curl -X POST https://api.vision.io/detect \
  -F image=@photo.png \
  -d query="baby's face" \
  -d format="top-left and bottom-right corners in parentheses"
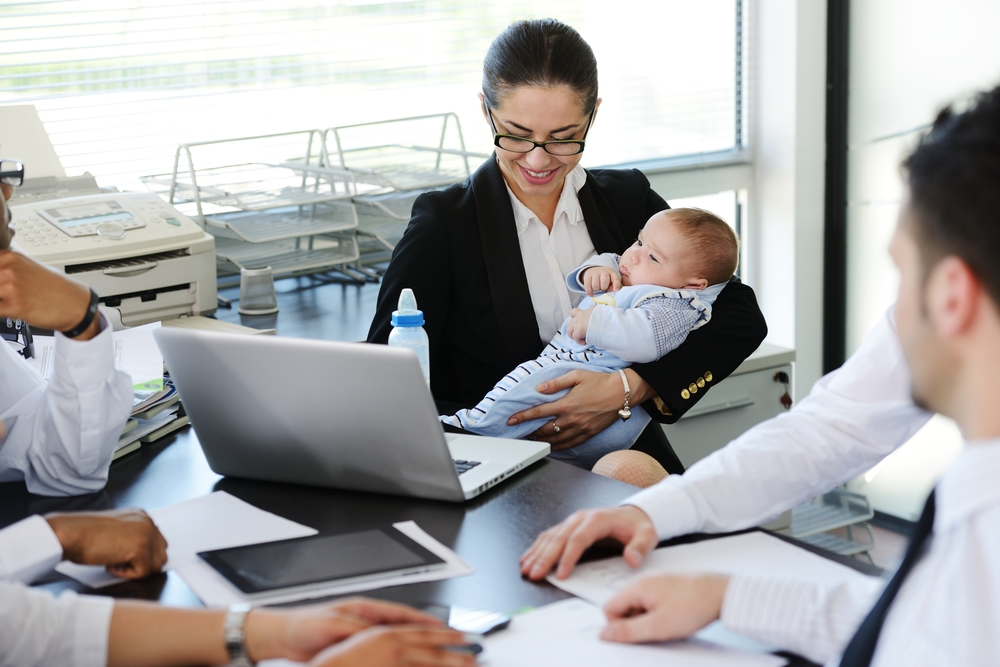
top-left (618, 212), bottom-right (706, 290)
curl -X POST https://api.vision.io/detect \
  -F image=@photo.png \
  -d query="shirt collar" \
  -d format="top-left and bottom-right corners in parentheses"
top-left (934, 437), bottom-right (1000, 533)
top-left (505, 164), bottom-right (587, 236)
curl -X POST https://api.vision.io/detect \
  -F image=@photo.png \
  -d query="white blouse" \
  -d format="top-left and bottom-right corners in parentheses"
top-left (504, 165), bottom-right (597, 342)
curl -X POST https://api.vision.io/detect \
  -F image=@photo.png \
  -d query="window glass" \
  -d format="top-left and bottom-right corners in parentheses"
top-left (0, 1), bottom-right (741, 188)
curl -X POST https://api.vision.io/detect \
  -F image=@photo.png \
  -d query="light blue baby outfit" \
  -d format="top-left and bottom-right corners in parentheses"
top-left (441, 253), bottom-right (725, 469)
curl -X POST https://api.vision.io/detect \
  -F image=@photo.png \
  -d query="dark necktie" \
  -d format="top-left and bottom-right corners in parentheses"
top-left (838, 490), bottom-right (936, 667)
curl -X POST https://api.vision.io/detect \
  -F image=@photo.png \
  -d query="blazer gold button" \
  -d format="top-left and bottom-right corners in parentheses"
top-left (688, 383), bottom-right (698, 394)
top-left (705, 371), bottom-right (713, 382)
top-left (697, 377), bottom-right (706, 388)
top-left (681, 389), bottom-right (690, 400)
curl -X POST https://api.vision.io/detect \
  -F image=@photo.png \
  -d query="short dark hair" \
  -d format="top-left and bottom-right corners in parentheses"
top-left (482, 19), bottom-right (599, 114)
top-left (667, 208), bottom-right (739, 285)
top-left (903, 84), bottom-right (1000, 304)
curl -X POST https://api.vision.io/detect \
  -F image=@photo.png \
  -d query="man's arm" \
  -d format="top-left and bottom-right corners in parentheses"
top-left (600, 572), bottom-right (882, 666)
top-left (0, 510), bottom-right (167, 584)
top-left (521, 307), bottom-right (932, 580)
top-left (0, 251), bottom-right (132, 495)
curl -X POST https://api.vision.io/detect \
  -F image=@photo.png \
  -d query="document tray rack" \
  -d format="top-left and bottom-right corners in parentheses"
top-left (143, 131), bottom-right (363, 280)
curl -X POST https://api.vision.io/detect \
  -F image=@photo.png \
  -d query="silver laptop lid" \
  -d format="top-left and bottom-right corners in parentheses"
top-left (154, 328), bottom-right (466, 502)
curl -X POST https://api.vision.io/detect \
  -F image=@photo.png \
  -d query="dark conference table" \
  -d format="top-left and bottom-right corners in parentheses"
top-left (0, 425), bottom-right (647, 611)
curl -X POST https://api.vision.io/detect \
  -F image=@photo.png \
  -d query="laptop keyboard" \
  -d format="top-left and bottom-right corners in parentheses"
top-left (453, 459), bottom-right (481, 475)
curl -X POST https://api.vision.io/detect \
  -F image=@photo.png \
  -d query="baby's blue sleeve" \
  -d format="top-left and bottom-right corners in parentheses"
top-left (586, 296), bottom-right (702, 362)
top-left (565, 253), bottom-right (621, 294)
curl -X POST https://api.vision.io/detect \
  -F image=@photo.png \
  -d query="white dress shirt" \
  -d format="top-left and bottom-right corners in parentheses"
top-left (0, 315), bottom-right (132, 496)
top-left (626, 306), bottom-right (932, 538)
top-left (720, 440), bottom-right (1000, 666)
top-left (0, 516), bottom-right (114, 667)
top-left (506, 165), bottom-right (597, 342)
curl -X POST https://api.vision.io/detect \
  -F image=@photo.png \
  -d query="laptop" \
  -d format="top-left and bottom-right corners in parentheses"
top-left (154, 328), bottom-right (550, 502)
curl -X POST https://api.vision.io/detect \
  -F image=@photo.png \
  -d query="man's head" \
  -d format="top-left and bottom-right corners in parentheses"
top-left (618, 208), bottom-right (738, 291)
top-left (892, 84), bottom-right (1000, 431)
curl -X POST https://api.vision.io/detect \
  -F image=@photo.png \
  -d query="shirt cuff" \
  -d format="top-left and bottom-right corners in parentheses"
top-left (70, 592), bottom-right (115, 667)
top-left (53, 313), bottom-right (115, 389)
top-left (0, 515), bottom-right (63, 584)
top-left (621, 475), bottom-right (701, 540)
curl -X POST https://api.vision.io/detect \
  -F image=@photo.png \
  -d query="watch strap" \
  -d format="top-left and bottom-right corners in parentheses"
top-left (225, 603), bottom-right (255, 667)
top-left (61, 288), bottom-right (99, 339)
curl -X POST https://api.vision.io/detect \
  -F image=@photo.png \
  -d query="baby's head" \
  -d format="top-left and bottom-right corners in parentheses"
top-left (618, 208), bottom-right (739, 290)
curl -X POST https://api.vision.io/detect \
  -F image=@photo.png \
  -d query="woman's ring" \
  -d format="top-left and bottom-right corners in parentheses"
top-left (552, 421), bottom-right (561, 434)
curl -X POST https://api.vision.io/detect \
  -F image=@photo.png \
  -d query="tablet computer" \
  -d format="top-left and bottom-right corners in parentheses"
top-left (198, 527), bottom-right (447, 598)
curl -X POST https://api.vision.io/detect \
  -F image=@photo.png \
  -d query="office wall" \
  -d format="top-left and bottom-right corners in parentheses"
top-left (846, 0), bottom-right (1000, 351)
top-left (844, 0), bottom-right (1000, 520)
top-left (749, 0), bottom-right (827, 400)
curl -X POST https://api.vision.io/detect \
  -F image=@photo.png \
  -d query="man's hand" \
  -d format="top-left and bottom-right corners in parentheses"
top-left (566, 307), bottom-right (595, 344)
top-left (580, 266), bottom-right (622, 296)
top-left (0, 250), bottom-right (100, 339)
top-left (520, 505), bottom-right (658, 580)
top-left (44, 509), bottom-right (168, 579)
top-left (601, 574), bottom-right (730, 643)
top-left (245, 598), bottom-right (474, 666)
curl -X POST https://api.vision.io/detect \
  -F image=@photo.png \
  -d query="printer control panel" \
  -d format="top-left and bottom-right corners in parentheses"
top-left (9, 191), bottom-right (205, 265)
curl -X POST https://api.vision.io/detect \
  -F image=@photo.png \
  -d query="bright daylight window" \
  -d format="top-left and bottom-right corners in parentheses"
top-left (1, 0), bottom-right (744, 188)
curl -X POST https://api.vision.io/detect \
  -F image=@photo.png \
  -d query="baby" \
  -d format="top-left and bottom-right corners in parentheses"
top-left (441, 207), bottom-right (740, 469)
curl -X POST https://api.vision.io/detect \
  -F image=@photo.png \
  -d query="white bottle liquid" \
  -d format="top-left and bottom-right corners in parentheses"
top-left (387, 288), bottom-right (430, 384)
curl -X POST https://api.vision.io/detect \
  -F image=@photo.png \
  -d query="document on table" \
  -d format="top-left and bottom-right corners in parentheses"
top-left (26, 321), bottom-right (164, 390)
top-left (180, 520), bottom-right (475, 607)
top-left (547, 531), bottom-right (877, 607)
top-left (480, 598), bottom-right (786, 667)
top-left (56, 491), bottom-right (317, 588)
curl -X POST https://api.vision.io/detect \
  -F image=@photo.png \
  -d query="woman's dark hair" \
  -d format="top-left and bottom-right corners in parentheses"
top-left (903, 84), bottom-right (1000, 305)
top-left (482, 19), bottom-right (599, 114)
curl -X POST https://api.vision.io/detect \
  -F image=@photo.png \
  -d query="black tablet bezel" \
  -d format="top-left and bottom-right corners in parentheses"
top-left (198, 527), bottom-right (447, 595)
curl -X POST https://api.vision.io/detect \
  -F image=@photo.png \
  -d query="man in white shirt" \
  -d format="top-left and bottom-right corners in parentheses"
top-left (0, 169), bottom-right (133, 496)
top-left (520, 86), bottom-right (1000, 665)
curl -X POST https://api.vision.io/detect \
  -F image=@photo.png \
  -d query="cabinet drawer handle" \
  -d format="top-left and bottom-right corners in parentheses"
top-left (681, 397), bottom-right (755, 419)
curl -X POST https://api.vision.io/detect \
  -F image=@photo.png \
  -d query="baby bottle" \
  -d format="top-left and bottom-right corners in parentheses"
top-left (388, 288), bottom-right (430, 385)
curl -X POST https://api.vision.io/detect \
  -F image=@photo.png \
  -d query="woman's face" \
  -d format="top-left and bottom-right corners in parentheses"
top-left (482, 86), bottom-right (598, 204)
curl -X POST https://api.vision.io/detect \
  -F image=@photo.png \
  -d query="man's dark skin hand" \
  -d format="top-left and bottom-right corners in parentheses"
top-left (44, 509), bottom-right (169, 579)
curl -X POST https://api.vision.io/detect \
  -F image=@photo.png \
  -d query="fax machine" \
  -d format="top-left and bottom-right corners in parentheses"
top-left (9, 191), bottom-right (217, 327)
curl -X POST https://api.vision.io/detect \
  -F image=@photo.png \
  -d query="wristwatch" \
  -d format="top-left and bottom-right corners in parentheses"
top-left (225, 603), bottom-right (255, 667)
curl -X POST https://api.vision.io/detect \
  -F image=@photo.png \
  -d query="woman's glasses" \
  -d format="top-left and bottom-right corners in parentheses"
top-left (487, 108), bottom-right (594, 156)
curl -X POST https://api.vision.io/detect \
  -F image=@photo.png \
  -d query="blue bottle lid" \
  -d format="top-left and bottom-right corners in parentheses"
top-left (391, 309), bottom-right (424, 326)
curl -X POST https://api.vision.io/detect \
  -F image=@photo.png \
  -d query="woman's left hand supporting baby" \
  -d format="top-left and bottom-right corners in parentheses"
top-left (507, 369), bottom-right (654, 449)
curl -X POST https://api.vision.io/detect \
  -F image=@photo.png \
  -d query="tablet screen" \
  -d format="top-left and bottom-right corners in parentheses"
top-left (199, 528), bottom-right (445, 594)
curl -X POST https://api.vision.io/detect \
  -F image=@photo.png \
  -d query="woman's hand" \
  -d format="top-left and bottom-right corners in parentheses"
top-left (507, 369), bottom-right (654, 450)
top-left (246, 598), bottom-right (448, 664)
top-left (308, 625), bottom-right (476, 667)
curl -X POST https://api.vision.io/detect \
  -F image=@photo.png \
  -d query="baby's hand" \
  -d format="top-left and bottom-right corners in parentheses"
top-left (566, 307), bottom-right (595, 344)
top-left (580, 266), bottom-right (622, 296)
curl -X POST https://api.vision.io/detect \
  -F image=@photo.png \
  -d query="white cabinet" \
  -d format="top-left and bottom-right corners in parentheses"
top-left (663, 343), bottom-right (796, 469)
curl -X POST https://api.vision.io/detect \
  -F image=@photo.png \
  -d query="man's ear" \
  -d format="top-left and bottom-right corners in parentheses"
top-left (927, 256), bottom-right (980, 338)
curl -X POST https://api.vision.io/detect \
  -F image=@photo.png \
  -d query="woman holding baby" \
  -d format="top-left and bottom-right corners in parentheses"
top-left (368, 18), bottom-right (766, 478)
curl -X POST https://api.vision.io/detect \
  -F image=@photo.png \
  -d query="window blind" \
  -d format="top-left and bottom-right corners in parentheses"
top-left (0, 0), bottom-right (742, 188)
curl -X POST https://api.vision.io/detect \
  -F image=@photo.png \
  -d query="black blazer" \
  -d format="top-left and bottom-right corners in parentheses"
top-left (368, 157), bottom-right (767, 424)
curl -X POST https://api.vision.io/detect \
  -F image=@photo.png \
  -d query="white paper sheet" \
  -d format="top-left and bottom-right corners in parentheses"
top-left (26, 322), bottom-right (164, 390)
top-left (547, 532), bottom-right (876, 607)
top-left (56, 491), bottom-right (317, 588)
top-left (480, 598), bottom-right (786, 667)
top-left (112, 321), bottom-right (164, 390)
top-left (177, 520), bottom-right (475, 607)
